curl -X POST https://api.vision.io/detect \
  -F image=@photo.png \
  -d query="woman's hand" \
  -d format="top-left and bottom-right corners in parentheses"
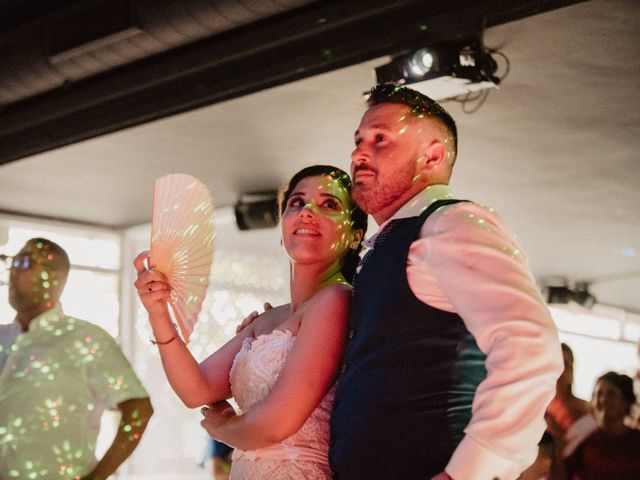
top-left (133, 250), bottom-right (172, 317)
top-left (200, 401), bottom-right (237, 442)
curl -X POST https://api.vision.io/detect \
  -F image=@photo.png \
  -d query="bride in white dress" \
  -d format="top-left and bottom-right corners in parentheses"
top-left (134, 165), bottom-right (367, 479)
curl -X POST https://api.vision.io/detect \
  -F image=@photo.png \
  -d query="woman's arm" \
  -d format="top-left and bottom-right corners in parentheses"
top-left (133, 251), bottom-right (255, 408)
top-left (200, 284), bottom-right (350, 449)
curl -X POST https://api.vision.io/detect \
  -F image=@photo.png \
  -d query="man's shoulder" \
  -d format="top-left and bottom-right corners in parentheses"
top-left (61, 315), bottom-right (117, 341)
top-left (0, 322), bottom-right (20, 336)
top-left (426, 199), bottom-right (504, 229)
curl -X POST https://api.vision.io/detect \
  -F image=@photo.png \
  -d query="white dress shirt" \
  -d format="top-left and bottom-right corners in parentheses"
top-left (363, 185), bottom-right (563, 480)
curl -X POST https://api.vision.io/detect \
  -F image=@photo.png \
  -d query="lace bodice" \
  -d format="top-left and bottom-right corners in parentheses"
top-left (228, 329), bottom-right (333, 479)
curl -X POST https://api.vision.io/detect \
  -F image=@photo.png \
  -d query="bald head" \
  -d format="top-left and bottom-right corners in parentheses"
top-left (25, 238), bottom-right (70, 280)
top-left (9, 238), bottom-right (70, 316)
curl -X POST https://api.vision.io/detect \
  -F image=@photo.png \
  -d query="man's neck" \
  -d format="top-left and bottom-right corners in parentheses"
top-left (15, 302), bottom-right (58, 332)
top-left (371, 183), bottom-right (450, 225)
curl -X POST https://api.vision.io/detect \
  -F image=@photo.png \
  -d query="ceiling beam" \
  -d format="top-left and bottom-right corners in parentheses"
top-left (0, 0), bottom-right (586, 164)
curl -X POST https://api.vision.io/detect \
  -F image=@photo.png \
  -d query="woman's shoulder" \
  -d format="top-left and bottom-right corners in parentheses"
top-left (311, 282), bottom-right (352, 305)
top-left (301, 283), bottom-right (352, 325)
top-left (569, 396), bottom-right (593, 417)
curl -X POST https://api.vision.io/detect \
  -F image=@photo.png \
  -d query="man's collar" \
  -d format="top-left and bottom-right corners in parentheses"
top-left (23, 304), bottom-right (65, 332)
top-left (363, 184), bottom-right (453, 248)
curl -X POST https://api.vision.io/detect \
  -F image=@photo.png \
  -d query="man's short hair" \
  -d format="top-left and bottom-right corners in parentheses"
top-left (27, 237), bottom-right (70, 277)
top-left (366, 83), bottom-right (458, 157)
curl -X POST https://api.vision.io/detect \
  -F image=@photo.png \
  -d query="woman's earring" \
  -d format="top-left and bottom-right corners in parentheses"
top-left (350, 241), bottom-right (359, 250)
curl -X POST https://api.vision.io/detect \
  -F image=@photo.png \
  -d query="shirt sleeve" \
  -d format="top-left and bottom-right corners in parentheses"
top-left (408, 202), bottom-right (563, 480)
top-left (84, 323), bottom-right (149, 408)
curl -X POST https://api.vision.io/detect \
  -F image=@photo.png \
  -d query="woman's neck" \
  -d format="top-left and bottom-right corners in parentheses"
top-left (289, 262), bottom-right (345, 312)
top-left (598, 416), bottom-right (628, 435)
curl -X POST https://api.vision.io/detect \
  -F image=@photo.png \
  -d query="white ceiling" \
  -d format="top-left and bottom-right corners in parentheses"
top-left (1, 0), bottom-right (639, 312)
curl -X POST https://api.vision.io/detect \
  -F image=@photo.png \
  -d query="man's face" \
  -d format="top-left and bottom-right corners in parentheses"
top-left (8, 241), bottom-right (63, 312)
top-left (351, 103), bottom-right (433, 223)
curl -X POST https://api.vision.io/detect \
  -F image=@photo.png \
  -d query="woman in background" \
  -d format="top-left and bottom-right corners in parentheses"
top-left (562, 371), bottom-right (640, 479)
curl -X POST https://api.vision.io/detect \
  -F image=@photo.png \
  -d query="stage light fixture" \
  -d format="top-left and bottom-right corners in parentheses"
top-left (545, 285), bottom-right (572, 305)
top-left (409, 49), bottom-right (434, 76)
top-left (374, 42), bottom-right (501, 101)
top-left (541, 278), bottom-right (598, 309)
top-left (234, 191), bottom-right (278, 231)
top-left (572, 282), bottom-right (597, 309)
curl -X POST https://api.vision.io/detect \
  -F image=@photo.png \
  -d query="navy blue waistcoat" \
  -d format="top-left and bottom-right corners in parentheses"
top-left (329, 199), bottom-right (487, 479)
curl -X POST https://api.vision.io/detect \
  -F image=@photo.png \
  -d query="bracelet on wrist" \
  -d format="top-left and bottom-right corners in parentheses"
top-left (150, 323), bottom-right (180, 345)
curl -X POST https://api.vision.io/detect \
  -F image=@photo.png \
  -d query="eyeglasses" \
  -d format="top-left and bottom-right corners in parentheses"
top-left (0, 253), bottom-right (31, 270)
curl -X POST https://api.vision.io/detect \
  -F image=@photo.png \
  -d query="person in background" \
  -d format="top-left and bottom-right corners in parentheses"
top-left (0, 237), bottom-right (153, 480)
top-left (630, 340), bottom-right (640, 429)
top-left (545, 343), bottom-right (596, 465)
top-left (563, 371), bottom-right (640, 479)
top-left (210, 438), bottom-right (233, 480)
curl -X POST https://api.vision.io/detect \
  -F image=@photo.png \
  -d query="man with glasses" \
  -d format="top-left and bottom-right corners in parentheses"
top-left (0, 238), bottom-right (154, 480)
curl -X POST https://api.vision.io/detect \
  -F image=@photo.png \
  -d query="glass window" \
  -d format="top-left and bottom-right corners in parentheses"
top-left (550, 305), bottom-right (639, 400)
top-left (0, 217), bottom-right (120, 335)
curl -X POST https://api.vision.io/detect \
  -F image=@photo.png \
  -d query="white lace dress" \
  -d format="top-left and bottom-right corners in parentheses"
top-left (228, 329), bottom-right (334, 479)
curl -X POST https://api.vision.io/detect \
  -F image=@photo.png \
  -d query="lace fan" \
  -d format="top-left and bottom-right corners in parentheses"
top-left (150, 173), bottom-right (215, 343)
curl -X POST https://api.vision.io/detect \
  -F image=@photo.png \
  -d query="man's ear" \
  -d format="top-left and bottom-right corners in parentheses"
top-left (421, 141), bottom-right (447, 171)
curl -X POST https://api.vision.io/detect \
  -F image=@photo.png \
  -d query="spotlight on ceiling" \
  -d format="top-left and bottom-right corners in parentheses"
top-left (545, 286), bottom-right (573, 305)
top-left (234, 191), bottom-right (278, 231)
top-left (408, 48), bottom-right (434, 76)
top-left (374, 41), bottom-right (501, 101)
top-left (541, 278), bottom-right (597, 309)
top-left (572, 282), bottom-right (597, 309)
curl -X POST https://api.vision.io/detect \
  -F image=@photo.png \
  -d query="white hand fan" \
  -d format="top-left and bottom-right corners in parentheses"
top-left (150, 173), bottom-right (215, 343)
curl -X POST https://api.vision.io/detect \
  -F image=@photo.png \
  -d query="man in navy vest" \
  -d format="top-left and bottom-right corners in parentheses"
top-left (328, 84), bottom-right (563, 480)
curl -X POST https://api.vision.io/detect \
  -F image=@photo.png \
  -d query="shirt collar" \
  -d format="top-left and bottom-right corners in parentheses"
top-left (25, 304), bottom-right (65, 333)
top-left (363, 184), bottom-right (453, 248)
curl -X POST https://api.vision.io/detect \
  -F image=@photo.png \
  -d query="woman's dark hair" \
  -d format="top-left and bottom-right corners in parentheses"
top-left (278, 165), bottom-right (368, 283)
top-left (597, 371), bottom-right (636, 412)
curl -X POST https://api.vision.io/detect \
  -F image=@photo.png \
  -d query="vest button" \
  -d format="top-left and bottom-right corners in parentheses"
top-left (348, 328), bottom-right (355, 339)
top-left (340, 363), bottom-right (348, 374)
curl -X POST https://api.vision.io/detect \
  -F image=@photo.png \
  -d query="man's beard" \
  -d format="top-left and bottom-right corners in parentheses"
top-left (352, 164), bottom-right (416, 215)
top-left (8, 286), bottom-right (39, 311)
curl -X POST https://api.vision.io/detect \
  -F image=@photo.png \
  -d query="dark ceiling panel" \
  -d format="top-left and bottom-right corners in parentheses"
top-left (0, 0), bottom-right (586, 165)
top-left (0, 0), bottom-right (80, 33)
